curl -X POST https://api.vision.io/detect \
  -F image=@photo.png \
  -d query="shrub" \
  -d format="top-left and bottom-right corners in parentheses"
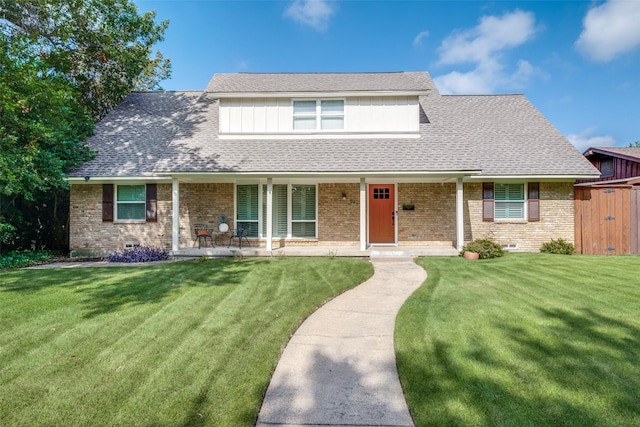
top-left (540, 238), bottom-right (575, 255)
top-left (461, 239), bottom-right (504, 259)
top-left (107, 246), bottom-right (170, 263)
top-left (0, 250), bottom-right (54, 269)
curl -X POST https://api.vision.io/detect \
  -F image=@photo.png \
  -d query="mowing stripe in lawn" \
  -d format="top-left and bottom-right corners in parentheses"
top-left (396, 254), bottom-right (640, 427)
top-left (0, 257), bottom-right (373, 426)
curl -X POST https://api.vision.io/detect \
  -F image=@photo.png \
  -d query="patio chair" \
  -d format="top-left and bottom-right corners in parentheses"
top-left (228, 227), bottom-right (251, 249)
top-left (193, 224), bottom-right (214, 248)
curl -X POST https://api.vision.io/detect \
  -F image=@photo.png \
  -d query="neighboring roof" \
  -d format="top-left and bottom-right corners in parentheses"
top-left (205, 72), bottom-right (438, 95)
top-left (70, 72), bottom-right (600, 179)
top-left (584, 147), bottom-right (640, 162)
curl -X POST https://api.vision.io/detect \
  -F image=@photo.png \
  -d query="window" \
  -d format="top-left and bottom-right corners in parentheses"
top-left (600, 158), bottom-right (614, 177)
top-left (293, 100), bottom-right (344, 130)
top-left (320, 100), bottom-right (344, 130)
top-left (291, 185), bottom-right (316, 238)
top-left (373, 187), bottom-right (390, 199)
top-left (237, 184), bottom-right (259, 237)
top-left (116, 185), bottom-right (146, 220)
top-left (237, 184), bottom-right (317, 239)
top-left (494, 184), bottom-right (525, 220)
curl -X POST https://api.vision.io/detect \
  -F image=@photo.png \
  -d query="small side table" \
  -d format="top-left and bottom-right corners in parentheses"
top-left (214, 231), bottom-right (228, 246)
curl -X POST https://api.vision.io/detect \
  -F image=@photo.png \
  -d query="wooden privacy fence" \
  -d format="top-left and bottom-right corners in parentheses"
top-left (574, 185), bottom-right (640, 255)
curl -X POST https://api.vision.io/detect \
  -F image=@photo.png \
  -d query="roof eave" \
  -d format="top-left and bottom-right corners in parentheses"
top-left (583, 147), bottom-right (640, 163)
top-left (467, 174), bottom-right (601, 181)
top-left (208, 90), bottom-right (432, 99)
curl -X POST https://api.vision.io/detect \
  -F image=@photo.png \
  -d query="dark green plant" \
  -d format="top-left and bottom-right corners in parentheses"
top-left (461, 239), bottom-right (504, 259)
top-left (0, 250), bottom-right (54, 269)
top-left (540, 238), bottom-right (576, 255)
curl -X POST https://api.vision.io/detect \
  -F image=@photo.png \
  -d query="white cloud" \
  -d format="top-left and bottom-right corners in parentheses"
top-left (566, 128), bottom-right (616, 152)
top-left (284, 0), bottom-right (336, 31)
top-left (433, 10), bottom-right (539, 94)
top-left (575, 0), bottom-right (640, 62)
top-left (413, 30), bottom-right (430, 47)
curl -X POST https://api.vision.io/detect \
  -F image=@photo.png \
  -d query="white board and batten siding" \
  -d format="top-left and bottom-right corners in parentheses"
top-left (219, 96), bottom-right (419, 136)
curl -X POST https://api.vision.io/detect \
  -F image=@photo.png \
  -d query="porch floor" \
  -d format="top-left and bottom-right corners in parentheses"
top-left (173, 244), bottom-right (459, 259)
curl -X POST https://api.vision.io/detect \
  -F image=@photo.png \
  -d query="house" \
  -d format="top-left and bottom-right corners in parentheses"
top-left (67, 72), bottom-right (600, 257)
top-left (581, 147), bottom-right (640, 182)
top-left (575, 147), bottom-right (640, 255)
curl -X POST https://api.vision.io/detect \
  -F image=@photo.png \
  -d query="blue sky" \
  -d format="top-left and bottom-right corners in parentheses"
top-left (133, 0), bottom-right (640, 152)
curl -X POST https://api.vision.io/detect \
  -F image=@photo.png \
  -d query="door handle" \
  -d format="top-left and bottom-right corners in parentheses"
top-left (392, 211), bottom-right (395, 226)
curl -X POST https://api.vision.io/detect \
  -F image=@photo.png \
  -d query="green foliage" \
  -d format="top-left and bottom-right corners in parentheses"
top-left (1, 0), bottom-right (171, 119)
top-left (0, 215), bottom-right (17, 247)
top-left (540, 238), bottom-right (576, 255)
top-left (0, 0), bottom-right (171, 252)
top-left (461, 238), bottom-right (504, 259)
top-left (0, 250), bottom-right (53, 269)
top-left (0, 34), bottom-right (95, 201)
top-left (628, 140), bottom-right (640, 148)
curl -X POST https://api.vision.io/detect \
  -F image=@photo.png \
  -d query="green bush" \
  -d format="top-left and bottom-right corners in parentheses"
top-left (0, 250), bottom-right (54, 269)
top-left (540, 238), bottom-right (575, 255)
top-left (461, 239), bottom-right (504, 259)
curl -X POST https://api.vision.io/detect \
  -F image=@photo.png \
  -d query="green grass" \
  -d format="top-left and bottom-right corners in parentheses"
top-left (396, 253), bottom-right (640, 427)
top-left (0, 257), bottom-right (373, 426)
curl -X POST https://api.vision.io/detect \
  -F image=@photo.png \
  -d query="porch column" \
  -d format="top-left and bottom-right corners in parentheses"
top-left (172, 178), bottom-right (179, 251)
top-left (266, 178), bottom-right (273, 251)
top-left (360, 177), bottom-right (367, 251)
top-left (456, 177), bottom-right (464, 251)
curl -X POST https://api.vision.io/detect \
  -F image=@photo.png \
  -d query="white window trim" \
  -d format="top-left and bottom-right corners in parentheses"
top-left (114, 184), bottom-right (146, 222)
top-left (236, 182), bottom-right (318, 239)
top-left (292, 99), bottom-right (345, 132)
top-left (494, 182), bottom-right (528, 222)
top-left (234, 183), bottom-right (260, 237)
top-left (289, 183), bottom-right (318, 239)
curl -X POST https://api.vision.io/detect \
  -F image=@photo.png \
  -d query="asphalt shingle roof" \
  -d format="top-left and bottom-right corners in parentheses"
top-left (206, 72), bottom-right (438, 94)
top-left (586, 147), bottom-right (640, 162)
top-left (70, 72), bottom-right (599, 178)
top-left (72, 91), bottom-right (202, 177)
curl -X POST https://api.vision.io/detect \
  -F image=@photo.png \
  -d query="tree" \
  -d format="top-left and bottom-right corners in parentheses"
top-left (0, 0), bottom-right (171, 252)
top-left (0, 34), bottom-right (94, 201)
top-left (628, 141), bottom-right (640, 147)
top-left (1, 0), bottom-right (171, 120)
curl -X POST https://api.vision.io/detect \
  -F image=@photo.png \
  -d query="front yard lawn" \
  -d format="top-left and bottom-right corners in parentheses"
top-left (0, 257), bottom-right (372, 426)
top-left (396, 254), bottom-right (640, 426)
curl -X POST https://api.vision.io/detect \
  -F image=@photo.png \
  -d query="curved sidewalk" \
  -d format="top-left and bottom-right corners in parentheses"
top-left (256, 258), bottom-right (427, 427)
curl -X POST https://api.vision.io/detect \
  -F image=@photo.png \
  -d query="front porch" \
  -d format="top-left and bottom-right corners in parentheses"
top-left (173, 244), bottom-right (460, 259)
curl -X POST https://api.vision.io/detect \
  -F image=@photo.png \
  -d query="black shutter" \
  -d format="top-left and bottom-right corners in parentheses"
top-left (528, 182), bottom-right (540, 222)
top-left (146, 184), bottom-right (157, 222)
top-left (102, 184), bottom-right (114, 222)
top-left (483, 182), bottom-right (494, 222)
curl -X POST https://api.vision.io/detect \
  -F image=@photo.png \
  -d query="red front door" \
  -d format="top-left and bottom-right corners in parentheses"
top-left (369, 184), bottom-right (395, 244)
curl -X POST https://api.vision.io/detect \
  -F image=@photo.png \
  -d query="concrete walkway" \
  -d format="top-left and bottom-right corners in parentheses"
top-left (256, 258), bottom-right (427, 427)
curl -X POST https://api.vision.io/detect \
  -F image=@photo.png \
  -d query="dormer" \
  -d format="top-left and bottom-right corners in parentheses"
top-left (206, 72), bottom-right (437, 140)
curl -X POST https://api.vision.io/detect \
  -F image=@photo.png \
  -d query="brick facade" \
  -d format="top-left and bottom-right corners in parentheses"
top-left (317, 183), bottom-right (361, 245)
top-left (69, 181), bottom-right (575, 256)
top-left (465, 182), bottom-right (575, 251)
top-left (397, 183), bottom-right (457, 245)
top-left (69, 184), bottom-right (173, 257)
top-left (177, 183), bottom-right (234, 247)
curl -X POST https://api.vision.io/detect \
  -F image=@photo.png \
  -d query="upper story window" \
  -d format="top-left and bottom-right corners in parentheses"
top-left (293, 99), bottom-right (344, 131)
